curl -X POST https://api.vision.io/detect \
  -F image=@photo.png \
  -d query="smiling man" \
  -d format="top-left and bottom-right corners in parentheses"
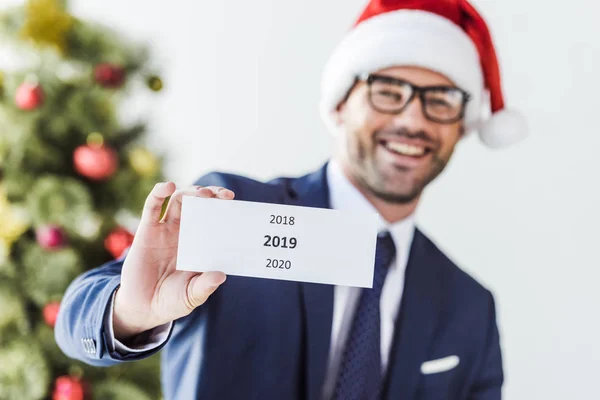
top-left (55, 0), bottom-right (527, 399)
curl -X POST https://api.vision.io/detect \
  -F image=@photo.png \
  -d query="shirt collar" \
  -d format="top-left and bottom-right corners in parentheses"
top-left (326, 160), bottom-right (415, 266)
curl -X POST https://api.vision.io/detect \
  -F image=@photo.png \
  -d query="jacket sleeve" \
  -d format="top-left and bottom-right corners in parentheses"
top-left (54, 171), bottom-right (241, 366)
top-left (468, 291), bottom-right (504, 400)
top-left (54, 254), bottom-right (173, 366)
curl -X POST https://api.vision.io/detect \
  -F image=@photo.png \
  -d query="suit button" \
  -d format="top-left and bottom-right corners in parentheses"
top-left (81, 338), bottom-right (96, 354)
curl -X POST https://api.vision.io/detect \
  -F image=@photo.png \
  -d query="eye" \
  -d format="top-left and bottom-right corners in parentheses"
top-left (375, 90), bottom-right (403, 101)
top-left (427, 98), bottom-right (452, 107)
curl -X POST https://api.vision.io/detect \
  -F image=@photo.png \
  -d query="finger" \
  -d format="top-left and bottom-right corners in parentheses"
top-left (185, 271), bottom-right (227, 310)
top-left (217, 188), bottom-right (235, 200)
top-left (161, 187), bottom-right (204, 223)
top-left (140, 182), bottom-right (177, 226)
top-left (162, 186), bottom-right (235, 224)
top-left (197, 186), bottom-right (235, 200)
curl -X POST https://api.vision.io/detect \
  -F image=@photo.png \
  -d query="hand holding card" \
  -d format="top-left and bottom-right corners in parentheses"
top-left (111, 183), bottom-right (234, 342)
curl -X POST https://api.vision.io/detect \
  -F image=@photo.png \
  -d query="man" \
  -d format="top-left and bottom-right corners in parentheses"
top-left (55, 0), bottom-right (527, 399)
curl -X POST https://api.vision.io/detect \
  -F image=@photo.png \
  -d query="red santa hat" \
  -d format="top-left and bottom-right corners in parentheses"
top-left (320, 0), bottom-right (528, 148)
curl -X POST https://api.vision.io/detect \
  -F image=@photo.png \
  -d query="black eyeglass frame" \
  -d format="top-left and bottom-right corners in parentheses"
top-left (357, 72), bottom-right (471, 124)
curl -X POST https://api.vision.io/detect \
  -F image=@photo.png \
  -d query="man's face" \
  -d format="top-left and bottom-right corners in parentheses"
top-left (334, 66), bottom-right (466, 204)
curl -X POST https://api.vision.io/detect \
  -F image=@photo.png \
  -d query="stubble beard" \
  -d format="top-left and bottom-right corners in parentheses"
top-left (347, 137), bottom-right (450, 205)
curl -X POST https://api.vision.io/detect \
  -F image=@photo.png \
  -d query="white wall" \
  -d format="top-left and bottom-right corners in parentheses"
top-left (2, 0), bottom-right (598, 398)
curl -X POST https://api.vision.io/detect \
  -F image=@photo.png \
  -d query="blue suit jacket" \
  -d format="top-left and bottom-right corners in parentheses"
top-left (55, 163), bottom-right (503, 400)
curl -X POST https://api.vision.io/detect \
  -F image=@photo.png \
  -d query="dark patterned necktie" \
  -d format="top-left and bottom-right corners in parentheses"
top-left (331, 230), bottom-right (396, 400)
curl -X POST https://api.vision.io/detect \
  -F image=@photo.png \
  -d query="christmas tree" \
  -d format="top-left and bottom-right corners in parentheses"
top-left (0, 1), bottom-right (165, 398)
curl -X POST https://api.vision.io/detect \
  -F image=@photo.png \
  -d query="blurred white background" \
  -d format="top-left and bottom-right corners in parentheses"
top-left (2, 0), bottom-right (598, 398)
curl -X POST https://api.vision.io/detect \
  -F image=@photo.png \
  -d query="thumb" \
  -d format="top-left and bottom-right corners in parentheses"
top-left (186, 271), bottom-right (227, 310)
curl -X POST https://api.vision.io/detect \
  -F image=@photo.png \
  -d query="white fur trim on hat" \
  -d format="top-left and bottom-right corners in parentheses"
top-left (478, 108), bottom-right (528, 148)
top-left (320, 10), bottom-right (485, 138)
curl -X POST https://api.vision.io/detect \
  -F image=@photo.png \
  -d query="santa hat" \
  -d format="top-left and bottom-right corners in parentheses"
top-left (319, 0), bottom-right (528, 148)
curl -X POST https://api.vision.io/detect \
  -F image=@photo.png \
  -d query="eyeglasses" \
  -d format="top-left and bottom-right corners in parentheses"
top-left (357, 73), bottom-right (471, 124)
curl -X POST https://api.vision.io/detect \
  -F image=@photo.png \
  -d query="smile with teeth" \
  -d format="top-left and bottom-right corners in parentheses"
top-left (384, 142), bottom-right (427, 157)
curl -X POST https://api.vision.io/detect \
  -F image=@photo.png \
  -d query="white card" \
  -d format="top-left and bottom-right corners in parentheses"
top-left (176, 196), bottom-right (380, 288)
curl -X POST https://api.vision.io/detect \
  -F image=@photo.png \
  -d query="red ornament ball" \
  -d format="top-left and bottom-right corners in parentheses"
top-left (43, 302), bottom-right (61, 328)
top-left (94, 63), bottom-right (125, 88)
top-left (15, 82), bottom-right (44, 110)
top-left (53, 376), bottom-right (86, 400)
top-left (73, 144), bottom-right (118, 181)
top-left (105, 227), bottom-right (134, 259)
top-left (37, 224), bottom-right (67, 250)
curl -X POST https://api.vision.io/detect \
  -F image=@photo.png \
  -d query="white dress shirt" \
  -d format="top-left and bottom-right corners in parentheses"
top-left (105, 161), bottom-right (415, 397)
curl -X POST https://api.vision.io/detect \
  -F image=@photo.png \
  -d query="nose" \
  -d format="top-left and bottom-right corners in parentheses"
top-left (390, 95), bottom-right (429, 130)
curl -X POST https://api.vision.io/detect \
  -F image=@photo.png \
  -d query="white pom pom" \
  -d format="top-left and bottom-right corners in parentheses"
top-left (478, 109), bottom-right (528, 149)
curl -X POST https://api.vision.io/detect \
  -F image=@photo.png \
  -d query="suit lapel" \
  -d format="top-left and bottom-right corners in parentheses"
top-left (383, 229), bottom-right (444, 399)
top-left (283, 164), bottom-right (334, 400)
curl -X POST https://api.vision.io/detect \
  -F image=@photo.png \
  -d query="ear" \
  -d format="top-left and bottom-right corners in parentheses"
top-left (333, 102), bottom-right (345, 126)
top-left (458, 123), bottom-right (467, 140)
top-left (333, 79), bottom-right (359, 126)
